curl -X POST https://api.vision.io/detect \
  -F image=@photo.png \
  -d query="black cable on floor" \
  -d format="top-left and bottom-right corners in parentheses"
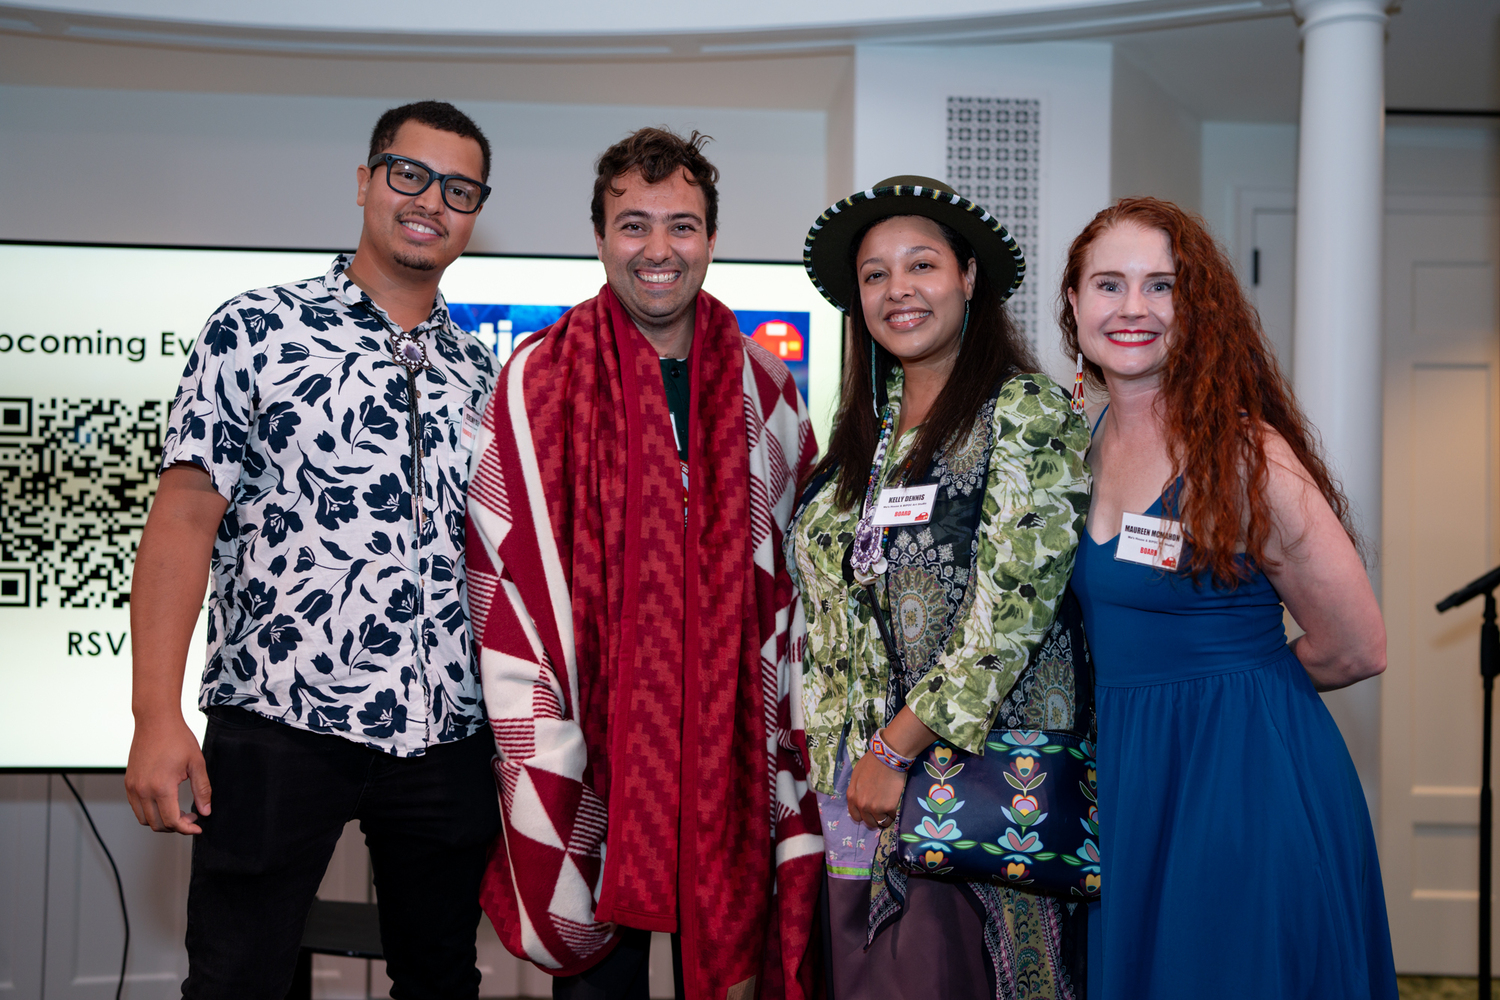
top-left (60, 774), bottom-right (130, 1000)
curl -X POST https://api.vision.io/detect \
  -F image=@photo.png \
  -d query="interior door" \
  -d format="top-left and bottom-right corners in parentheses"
top-left (1381, 195), bottom-right (1500, 973)
top-left (1252, 206), bottom-right (1296, 377)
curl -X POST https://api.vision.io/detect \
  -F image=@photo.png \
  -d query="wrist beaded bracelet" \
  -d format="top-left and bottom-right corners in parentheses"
top-left (870, 728), bottom-right (916, 772)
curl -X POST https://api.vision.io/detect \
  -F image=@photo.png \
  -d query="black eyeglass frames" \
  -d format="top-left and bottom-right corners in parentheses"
top-left (366, 153), bottom-right (492, 214)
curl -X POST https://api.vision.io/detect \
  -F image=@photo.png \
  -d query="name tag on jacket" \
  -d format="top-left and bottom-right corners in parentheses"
top-left (872, 484), bottom-right (939, 527)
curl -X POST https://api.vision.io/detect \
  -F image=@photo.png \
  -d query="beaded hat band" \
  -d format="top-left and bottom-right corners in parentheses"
top-left (803, 175), bottom-right (1026, 315)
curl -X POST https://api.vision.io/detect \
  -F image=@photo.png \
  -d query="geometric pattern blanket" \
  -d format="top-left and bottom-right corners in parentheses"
top-left (465, 284), bottom-right (824, 999)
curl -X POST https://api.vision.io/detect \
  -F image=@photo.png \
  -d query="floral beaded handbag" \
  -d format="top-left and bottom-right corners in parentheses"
top-left (893, 588), bottom-right (1102, 899)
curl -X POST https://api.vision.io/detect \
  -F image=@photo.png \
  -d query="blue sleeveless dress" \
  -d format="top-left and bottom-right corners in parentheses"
top-left (1071, 491), bottom-right (1397, 998)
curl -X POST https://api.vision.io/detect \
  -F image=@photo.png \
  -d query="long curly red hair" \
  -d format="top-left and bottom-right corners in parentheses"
top-left (1058, 197), bottom-right (1354, 587)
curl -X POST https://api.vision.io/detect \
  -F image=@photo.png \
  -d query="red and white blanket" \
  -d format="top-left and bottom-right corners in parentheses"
top-left (466, 284), bottom-right (823, 1000)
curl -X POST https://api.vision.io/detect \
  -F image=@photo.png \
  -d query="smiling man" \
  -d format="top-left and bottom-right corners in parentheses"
top-left (124, 101), bottom-right (501, 999)
top-left (465, 128), bottom-right (824, 1000)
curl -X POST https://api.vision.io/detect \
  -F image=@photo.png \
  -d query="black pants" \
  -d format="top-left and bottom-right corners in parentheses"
top-left (181, 706), bottom-right (502, 1000)
top-left (552, 928), bottom-right (683, 1000)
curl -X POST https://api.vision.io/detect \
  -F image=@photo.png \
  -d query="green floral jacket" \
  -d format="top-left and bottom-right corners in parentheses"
top-left (788, 371), bottom-right (1090, 794)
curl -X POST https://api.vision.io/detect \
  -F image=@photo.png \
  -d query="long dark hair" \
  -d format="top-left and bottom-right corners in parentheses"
top-left (1058, 197), bottom-right (1354, 586)
top-left (808, 216), bottom-right (1039, 510)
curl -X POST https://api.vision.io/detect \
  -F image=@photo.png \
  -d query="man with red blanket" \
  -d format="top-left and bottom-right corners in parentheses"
top-left (465, 128), bottom-right (824, 1000)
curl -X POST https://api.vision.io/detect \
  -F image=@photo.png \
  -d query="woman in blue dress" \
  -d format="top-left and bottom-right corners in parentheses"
top-left (1060, 197), bottom-right (1398, 998)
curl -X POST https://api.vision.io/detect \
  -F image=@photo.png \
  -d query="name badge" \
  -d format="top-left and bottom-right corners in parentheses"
top-left (459, 405), bottom-right (481, 453)
top-left (872, 484), bottom-right (939, 527)
top-left (1115, 511), bottom-right (1185, 570)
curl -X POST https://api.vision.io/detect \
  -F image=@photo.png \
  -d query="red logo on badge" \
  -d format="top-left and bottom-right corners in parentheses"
top-left (915, 512), bottom-right (929, 521)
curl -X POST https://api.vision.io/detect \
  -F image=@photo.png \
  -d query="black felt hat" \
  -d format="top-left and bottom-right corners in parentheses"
top-left (803, 175), bottom-right (1026, 314)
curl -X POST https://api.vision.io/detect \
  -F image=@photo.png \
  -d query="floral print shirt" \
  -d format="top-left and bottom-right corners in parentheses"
top-left (160, 255), bottom-right (497, 756)
top-left (788, 372), bottom-right (1090, 792)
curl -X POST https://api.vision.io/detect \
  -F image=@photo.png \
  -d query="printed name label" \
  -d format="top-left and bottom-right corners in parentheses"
top-left (459, 405), bottom-right (481, 452)
top-left (872, 484), bottom-right (939, 527)
top-left (1114, 511), bottom-right (1185, 570)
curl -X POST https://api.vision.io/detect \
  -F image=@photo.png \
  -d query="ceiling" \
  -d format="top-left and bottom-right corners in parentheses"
top-left (0, 0), bottom-right (1494, 123)
top-left (0, 0), bottom-right (1294, 54)
top-left (1113, 0), bottom-right (1500, 123)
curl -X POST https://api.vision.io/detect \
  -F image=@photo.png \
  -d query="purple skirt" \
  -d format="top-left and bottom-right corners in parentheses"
top-left (824, 864), bottom-right (992, 999)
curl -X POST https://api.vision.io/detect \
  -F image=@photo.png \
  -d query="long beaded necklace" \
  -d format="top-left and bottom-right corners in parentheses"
top-left (851, 403), bottom-right (914, 707)
top-left (850, 405), bottom-right (898, 586)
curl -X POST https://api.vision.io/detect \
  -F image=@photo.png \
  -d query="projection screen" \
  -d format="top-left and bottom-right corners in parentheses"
top-left (0, 241), bottom-right (842, 770)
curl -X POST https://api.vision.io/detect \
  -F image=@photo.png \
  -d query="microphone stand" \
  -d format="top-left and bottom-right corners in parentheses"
top-left (1437, 564), bottom-right (1500, 996)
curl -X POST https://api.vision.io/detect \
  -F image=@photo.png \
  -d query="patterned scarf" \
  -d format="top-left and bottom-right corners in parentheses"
top-left (466, 284), bottom-right (824, 1000)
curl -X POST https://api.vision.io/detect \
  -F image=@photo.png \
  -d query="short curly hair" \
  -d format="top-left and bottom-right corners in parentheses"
top-left (591, 127), bottom-right (719, 237)
top-left (368, 101), bottom-right (491, 182)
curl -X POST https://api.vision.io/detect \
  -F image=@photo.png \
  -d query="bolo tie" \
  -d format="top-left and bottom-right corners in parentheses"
top-left (358, 302), bottom-right (432, 532)
top-left (389, 330), bottom-right (432, 532)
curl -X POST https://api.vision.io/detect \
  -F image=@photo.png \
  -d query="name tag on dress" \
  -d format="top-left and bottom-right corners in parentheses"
top-left (1115, 511), bottom-right (1185, 570)
top-left (872, 484), bottom-right (939, 527)
top-left (458, 405), bottom-right (481, 452)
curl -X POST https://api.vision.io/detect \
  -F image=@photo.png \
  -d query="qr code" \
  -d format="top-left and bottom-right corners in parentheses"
top-left (0, 398), bottom-right (164, 608)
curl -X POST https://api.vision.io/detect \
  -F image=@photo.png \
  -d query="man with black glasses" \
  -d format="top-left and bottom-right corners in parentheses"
top-left (125, 100), bottom-right (501, 999)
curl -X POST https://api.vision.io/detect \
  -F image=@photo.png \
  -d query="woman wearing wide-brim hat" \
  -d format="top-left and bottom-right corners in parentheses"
top-left (787, 177), bottom-right (1093, 998)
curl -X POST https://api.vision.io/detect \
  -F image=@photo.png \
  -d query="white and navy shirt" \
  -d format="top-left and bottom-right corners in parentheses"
top-left (160, 255), bottom-right (497, 756)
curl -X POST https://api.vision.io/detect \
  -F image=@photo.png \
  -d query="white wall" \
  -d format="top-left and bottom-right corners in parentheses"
top-left (0, 775), bottom-right (606, 999)
top-left (1386, 123), bottom-right (1500, 197)
top-left (852, 41), bottom-right (1113, 382)
top-left (0, 85), bottom-right (827, 263)
top-left (0, 34), bottom-right (853, 114)
top-left (1110, 53), bottom-right (1201, 214)
top-left (0, 775), bottom-right (194, 999)
top-left (825, 58), bottom-right (857, 208)
top-left (1199, 120), bottom-right (1298, 245)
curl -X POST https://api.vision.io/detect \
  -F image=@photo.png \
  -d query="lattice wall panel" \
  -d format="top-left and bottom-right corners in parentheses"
top-left (946, 97), bottom-right (1042, 345)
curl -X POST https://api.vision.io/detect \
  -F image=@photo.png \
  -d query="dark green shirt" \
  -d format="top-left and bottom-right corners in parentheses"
top-left (660, 358), bottom-right (689, 460)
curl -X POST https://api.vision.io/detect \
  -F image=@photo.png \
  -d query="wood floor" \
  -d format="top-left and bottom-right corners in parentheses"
top-left (1400, 977), bottom-right (1500, 999)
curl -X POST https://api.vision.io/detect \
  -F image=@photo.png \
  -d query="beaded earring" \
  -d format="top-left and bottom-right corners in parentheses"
top-left (1071, 352), bottom-right (1087, 415)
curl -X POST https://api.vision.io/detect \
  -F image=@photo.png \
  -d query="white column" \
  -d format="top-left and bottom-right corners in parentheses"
top-left (1291, 0), bottom-right (1388, 562)
top-left (1290, 0), bottom-right (1389, 821)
